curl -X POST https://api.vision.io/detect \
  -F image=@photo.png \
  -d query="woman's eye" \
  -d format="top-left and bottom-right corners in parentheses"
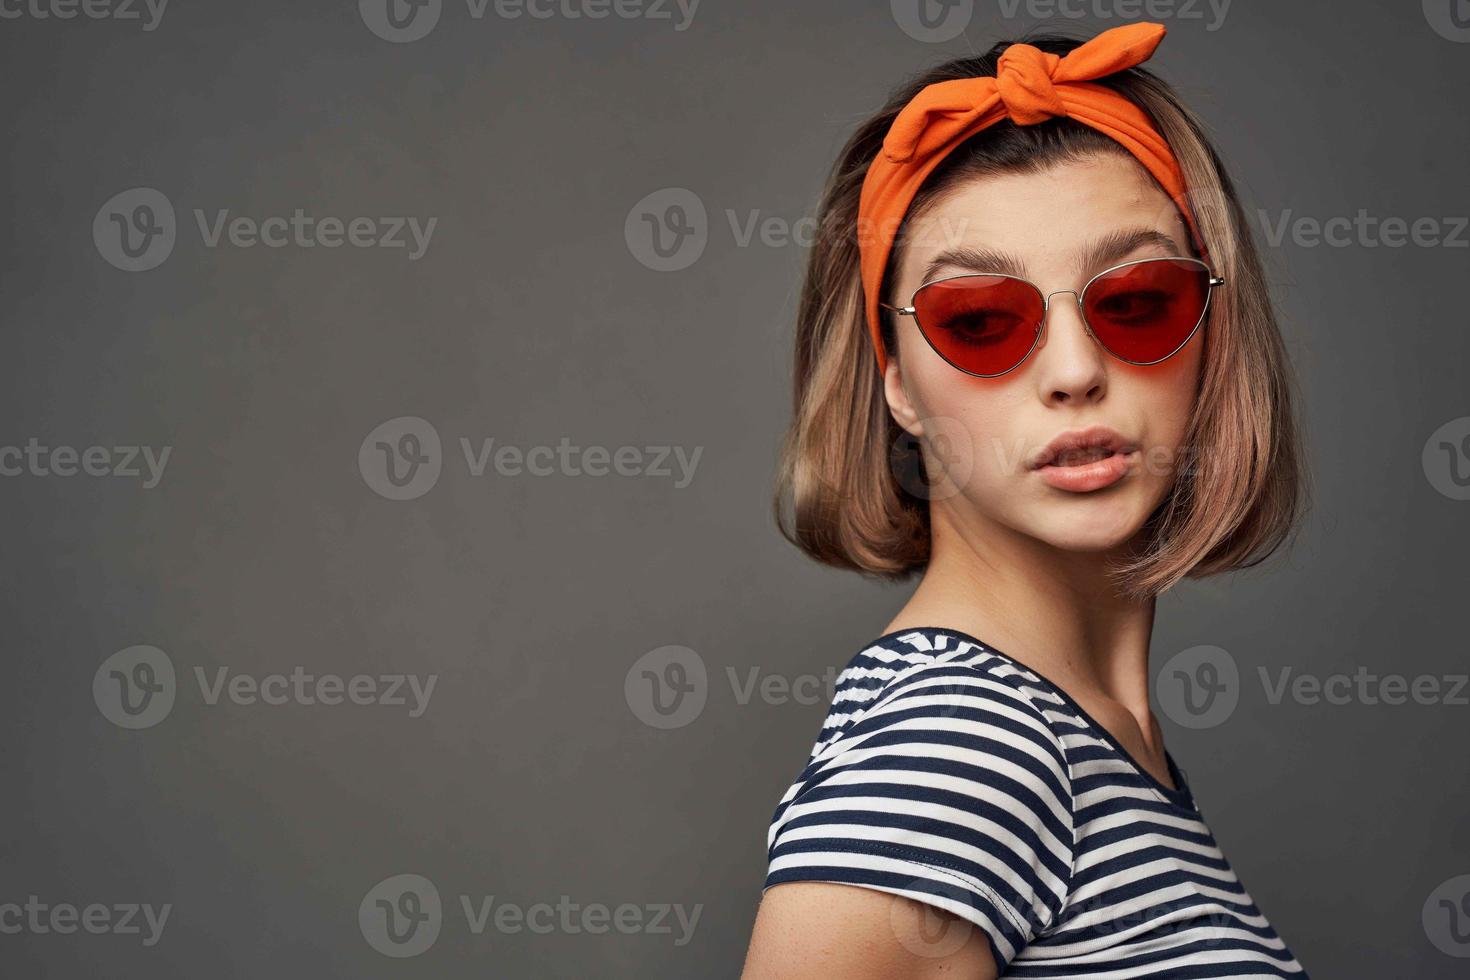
top-left (1094, 290), bottom-right (1170, 322)
top-left (937, 310), bottom-right (1022, 344)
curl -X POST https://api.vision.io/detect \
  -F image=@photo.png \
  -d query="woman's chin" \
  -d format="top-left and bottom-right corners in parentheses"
top-left (1027, 508), bottom-right (1150, 554)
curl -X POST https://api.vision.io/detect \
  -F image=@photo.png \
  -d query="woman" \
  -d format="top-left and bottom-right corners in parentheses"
top-left (741, 23), bottom-right (1308, 979)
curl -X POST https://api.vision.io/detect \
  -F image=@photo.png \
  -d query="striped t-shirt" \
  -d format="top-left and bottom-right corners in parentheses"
top-left (765, 627), bottom-right (1307, 977)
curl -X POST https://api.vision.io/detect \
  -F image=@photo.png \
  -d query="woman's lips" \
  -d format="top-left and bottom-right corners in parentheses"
top-left (1035, 448), bottom-right (1136, 492)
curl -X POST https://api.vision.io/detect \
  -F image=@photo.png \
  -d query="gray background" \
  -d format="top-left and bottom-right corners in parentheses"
top-left (3, 0), bottom-right (1469, 976)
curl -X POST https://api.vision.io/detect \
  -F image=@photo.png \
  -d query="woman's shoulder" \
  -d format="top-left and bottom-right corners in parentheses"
top-left (766, 626), bottom-right (1079, 960)
top-left (809, 625), bottom-right (1070, 764)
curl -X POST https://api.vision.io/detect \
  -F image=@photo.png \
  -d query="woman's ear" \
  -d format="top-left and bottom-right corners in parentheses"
top-left (883, 357), bottom-right (926, 439)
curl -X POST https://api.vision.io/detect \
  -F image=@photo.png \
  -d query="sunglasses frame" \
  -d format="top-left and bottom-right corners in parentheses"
top-left (881, 255), bottom-right (1226, 379)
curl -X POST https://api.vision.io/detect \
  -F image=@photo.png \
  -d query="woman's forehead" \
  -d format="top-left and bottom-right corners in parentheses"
top-left (902, 153), bottom-right (1186, 271)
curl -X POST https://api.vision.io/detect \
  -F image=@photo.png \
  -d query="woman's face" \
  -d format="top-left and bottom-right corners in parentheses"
top-left (884, 151), bottom-right (1204, 555)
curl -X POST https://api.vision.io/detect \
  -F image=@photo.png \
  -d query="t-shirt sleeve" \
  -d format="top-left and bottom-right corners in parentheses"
top-left (764, 660), bottom-right (1075, 969)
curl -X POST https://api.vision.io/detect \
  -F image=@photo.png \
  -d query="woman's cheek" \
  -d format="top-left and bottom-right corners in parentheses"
top-left (1147, 363), bottom-right (1202, 483)
top-left (938, 401), bottom-right (1019, 506)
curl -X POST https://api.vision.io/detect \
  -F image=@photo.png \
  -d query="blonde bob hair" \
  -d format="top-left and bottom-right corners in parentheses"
top-left (773, 32), bottom-right (1307, 600)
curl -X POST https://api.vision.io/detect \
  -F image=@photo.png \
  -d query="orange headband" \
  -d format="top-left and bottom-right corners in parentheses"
top-left (858, 21), bottom-right (1200, 373)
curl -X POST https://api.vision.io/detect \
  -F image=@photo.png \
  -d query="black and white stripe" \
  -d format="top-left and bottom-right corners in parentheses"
top-left (765, 627), bottom-right (1306, 977)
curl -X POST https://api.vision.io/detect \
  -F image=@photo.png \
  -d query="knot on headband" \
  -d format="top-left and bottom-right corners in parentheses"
top-left (860, 22), bottom-right (1201, 373)
top-left (995, 43), bottom-right (1065, 124)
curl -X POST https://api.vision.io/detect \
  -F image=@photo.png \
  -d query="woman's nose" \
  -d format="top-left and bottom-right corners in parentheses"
top-left (1034, 291), bottom-right (1107, 404)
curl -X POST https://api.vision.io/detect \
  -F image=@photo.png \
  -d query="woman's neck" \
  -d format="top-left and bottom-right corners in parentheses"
top-left (884, 506), bottom-right (1162, 753)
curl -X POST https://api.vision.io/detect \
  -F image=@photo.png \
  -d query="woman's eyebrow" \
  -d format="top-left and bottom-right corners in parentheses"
top-left (917, 228), bottom-right (1184, 284)
top-left (1076, 228), bottom-right (1184, 271)
top-left (919, 244), bottom-right (1027, 282)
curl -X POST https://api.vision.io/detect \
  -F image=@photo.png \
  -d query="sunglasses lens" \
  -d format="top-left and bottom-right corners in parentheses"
top-left (1082, 258), bottom-right (1211, 364)
top-left (912, 275), bottom-right (1044, 376)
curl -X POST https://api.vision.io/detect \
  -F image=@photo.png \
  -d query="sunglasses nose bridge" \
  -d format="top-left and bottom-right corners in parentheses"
top-left (1037, 287), bottom-right (1092, 340)
top-left (1042, 288), bottom-right (1081, 304)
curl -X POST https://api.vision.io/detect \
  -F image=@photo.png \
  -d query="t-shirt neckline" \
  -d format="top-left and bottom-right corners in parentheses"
top-left (866, 625), bottom-right (1199, 812)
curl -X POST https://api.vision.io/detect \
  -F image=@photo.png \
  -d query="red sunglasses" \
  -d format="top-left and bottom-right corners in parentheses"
top-left (881, 256), bottom-right (1224, 378)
